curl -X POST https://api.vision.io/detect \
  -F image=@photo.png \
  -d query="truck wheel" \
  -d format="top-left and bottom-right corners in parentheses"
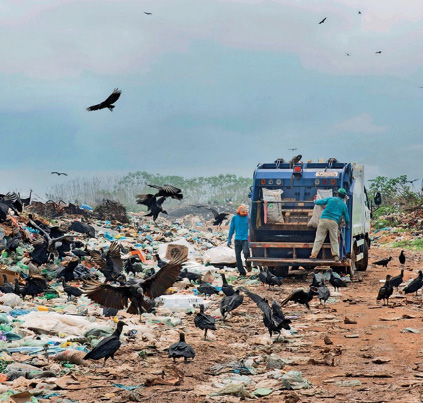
top-left (356, 241), bottom-right (369, 271)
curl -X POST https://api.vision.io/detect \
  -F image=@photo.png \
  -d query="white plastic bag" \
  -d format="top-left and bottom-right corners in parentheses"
top-left (307, 189), bottom-right (333, 228)
top-left (262, 188), bottom-right (284, 224)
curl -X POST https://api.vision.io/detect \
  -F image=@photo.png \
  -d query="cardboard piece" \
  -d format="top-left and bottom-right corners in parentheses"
top-left (165, 244), bottom-right (189, 262)
top-left (0, 268), bottom-right (20, 285)
top-left (9, 391), bottom-right (33, 403)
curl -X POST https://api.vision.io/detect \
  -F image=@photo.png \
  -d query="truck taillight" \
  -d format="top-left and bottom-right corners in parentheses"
top-left (260, 179), bottom-right (266, 185)
top-left (294, 166), bottom-right (302, 173)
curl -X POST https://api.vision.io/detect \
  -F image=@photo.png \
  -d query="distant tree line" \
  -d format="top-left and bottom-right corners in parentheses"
top-left (368, 175), bottom-right (422, 214)
top-left (46, 171), bottom-right (252, 211)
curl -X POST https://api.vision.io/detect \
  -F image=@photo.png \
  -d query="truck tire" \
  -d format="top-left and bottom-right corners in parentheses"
top-left (356, 241), bottom-right (369, 271)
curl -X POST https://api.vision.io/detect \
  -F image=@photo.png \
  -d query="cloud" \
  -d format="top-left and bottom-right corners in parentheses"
top-left (334, 113), bottom-right (387, 133)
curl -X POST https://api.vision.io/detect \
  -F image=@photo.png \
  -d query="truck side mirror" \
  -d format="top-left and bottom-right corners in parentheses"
top-left (374, 192), bottom-right (382, 206)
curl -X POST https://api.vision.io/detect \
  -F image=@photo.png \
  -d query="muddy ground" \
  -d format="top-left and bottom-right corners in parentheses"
top-left (48, 244), bottom-right (423, 403)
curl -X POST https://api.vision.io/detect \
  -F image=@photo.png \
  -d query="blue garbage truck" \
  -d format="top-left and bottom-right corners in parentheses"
top-left (247, 158), bottom-right (371, 276)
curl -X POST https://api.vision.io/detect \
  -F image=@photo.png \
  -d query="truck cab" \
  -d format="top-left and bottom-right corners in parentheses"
top-left (248, 158), bottom-right (371, 276)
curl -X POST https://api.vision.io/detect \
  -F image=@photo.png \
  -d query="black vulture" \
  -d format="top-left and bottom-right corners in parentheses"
top-left (399, 250), bottom-right (405, 265)
top-left (373, 256), bottom-right (392, 267)
top-left (84, 321), bottom-right (126, 366)
top-left (206, 207), bottom-right (229, 227)
top-left (154, 253), bottom-right (167, 269)
top-left (318, 17), bottom-right (326, 24)
top-left (20, 276), bottom-right (48, 299)
top-left (84, 259), bottom-right (182, 320)
top-left (390, 269), bottom-right (404, 290)
top-left (90, 242), bottom-right (123, 282)
top-left (168, 333), bottom-right (195, 362)
top-left (194, 304), bottom-right (216, 340)
top-left (265, 268), bottom-right (282, 288)
top-left (125, 257), bottom-right (143, 276)
top-left (62, 279), bottom-right (83, 301)
top-left (221, 273), bottom-right (235, 296)
top-left (220, 290), bottom-right (243, 319)
top-left (57, 259), bottom-right (80, 282)
top-left (329, 269), bottom-right (347, 292)
top-left (178, 268), bottom-right (202, 283)
top-left (51, 172), bottom-right (68, 176)
top-left (403, 271), bottom-right (423, 296)
top-left (136, 194), bottom-right (168, 221)
top-left (243, 288), bottom-right (291, 338)
top-left (377, 275), bottom-right (393, 306)
top-left (147, 184), bottom-right (183, 200)
top-left (68, 221), bottom-right (95, 238)
top-left (197, 282), bottom-right (220, 297)
top-left (86, 88), bottom-right (121, 112)
top-left (280, 287), bottom-right (318, 310)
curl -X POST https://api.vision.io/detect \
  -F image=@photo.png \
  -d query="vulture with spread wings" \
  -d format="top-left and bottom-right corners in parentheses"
top-left (243, 288), bottom-right (291, 338)
top-left (147, 184), bottom-right (183, 200)
top-left (84, 259), bottom-right (183, 319)
top-left (87, 88), bottom-right (122, 112)
top-left (136, 194), bottom-right (168, 221)
top-left (90, 241), bottom-right (123, 282)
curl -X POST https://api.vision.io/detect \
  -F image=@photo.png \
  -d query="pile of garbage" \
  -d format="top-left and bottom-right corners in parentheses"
top-left (93, 199), bottom-right (129, 224)
top-left (372, 207), bottom-right (423, 247)
top-left (27, 201), bottom-right (90, 219)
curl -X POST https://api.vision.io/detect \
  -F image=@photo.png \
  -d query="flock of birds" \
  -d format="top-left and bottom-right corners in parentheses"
top-left (376, 250), bottom-right (423, 306)
top-left (318, 10), bottom-right (383, 56)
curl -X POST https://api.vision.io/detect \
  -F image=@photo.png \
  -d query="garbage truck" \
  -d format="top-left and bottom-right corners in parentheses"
top-left (247, 158), bottom-right (371, 276)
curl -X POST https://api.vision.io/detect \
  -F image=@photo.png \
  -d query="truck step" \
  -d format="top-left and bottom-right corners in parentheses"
top-left (246, 257), bottom-right (350, 267)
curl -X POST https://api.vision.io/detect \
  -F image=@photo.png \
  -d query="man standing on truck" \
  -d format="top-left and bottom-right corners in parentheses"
top-left (227, 205), bottom-right (251, 276)
top-left (310, 188), bottom-right (350, 262)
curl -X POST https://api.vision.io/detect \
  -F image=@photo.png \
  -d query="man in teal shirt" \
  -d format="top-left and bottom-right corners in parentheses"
top-left (227, 205), bottom-right (250, 276)
top-left (310, 188), bottom-right (350, 261)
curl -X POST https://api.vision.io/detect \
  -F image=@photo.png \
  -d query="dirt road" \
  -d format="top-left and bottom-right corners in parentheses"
top-left (61, 244), bottom-right (423, 403)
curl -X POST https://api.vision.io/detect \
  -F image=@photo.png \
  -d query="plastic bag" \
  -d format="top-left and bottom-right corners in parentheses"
top-left (281, 371), bottom-right (312, 390)
top-left (262, 189), bottom-right (284, 224)
top-left (203, 246), bottom-right (236, 265)
top-left (307, 189), bottom-right (333, 228)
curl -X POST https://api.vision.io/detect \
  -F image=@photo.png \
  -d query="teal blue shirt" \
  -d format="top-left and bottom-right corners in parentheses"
top-left (315, 197), bottom-right (350, 225)
top-left (228, 215), bottom-right (249, 241)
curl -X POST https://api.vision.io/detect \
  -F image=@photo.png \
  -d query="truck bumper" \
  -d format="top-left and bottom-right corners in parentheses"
top-left (246, 257), bottom-right (350, 267)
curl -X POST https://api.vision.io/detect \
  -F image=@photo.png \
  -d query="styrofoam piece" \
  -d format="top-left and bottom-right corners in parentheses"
top-left (156, 294), bottom-right (209, 311)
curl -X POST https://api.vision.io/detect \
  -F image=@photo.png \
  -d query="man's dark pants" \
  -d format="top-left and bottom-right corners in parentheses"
top-left (234, 240), bottom-right (250, 276)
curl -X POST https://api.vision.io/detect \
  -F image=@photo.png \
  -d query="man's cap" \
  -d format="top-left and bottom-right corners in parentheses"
top-left (337, 188), bottom-right (347, 196)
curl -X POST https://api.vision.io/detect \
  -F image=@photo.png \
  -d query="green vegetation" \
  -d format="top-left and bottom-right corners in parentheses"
top-left (392, 238), bottom-right (423, 250)
top-left (369, 175), bottom-right (422, 209)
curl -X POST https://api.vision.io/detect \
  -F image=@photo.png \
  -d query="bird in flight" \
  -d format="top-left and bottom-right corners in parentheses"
top-left (358, 11), bottom-right (362, 15)
top-left (319, 17), bottom-right (326, 24)
top-left (144, 12), bottom-right (152, 15)
top-left (288, 148), bottom-right (297, 151)
top-left (51, 172), bottom-right (68, 176)
top-left (346, 53), bottom-right (350, 56)
top-left (87, 88), bottom-right (122, 112)
top-left (375, 51), bottom-right (382, 54)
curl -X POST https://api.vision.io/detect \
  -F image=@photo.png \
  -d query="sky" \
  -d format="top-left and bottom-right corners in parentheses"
top-left (2, 0), bottom-right (423, 197)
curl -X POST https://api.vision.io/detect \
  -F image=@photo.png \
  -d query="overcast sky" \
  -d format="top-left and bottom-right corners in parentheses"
top-left (2, 0), bottom-right (423, 196)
